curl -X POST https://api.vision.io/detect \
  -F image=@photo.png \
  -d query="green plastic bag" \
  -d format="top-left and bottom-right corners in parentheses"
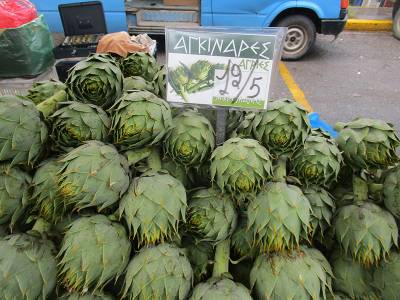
top-left (0, 15), bottom-right (55, 77)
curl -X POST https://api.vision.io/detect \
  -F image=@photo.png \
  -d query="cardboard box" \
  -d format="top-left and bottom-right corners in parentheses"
top-left (163, 0), bottom-right (198, 6)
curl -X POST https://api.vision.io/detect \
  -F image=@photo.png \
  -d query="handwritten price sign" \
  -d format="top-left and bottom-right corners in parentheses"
top-left (166, 28), bottom-right (285, 110)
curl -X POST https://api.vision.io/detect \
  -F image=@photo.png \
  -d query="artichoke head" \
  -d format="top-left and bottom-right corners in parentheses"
top-left (50, 102), bottom-right (111, 152)
top-left (58, 215), bottom-right (131, 293)
top-left (66, 54), bottom-right (123, 108)
top-left (336, 118), bottom-right (400, 171)
top-left (122, 52), bottom-right (159, 81)
top-left (252, 99), bottom-right (311, 156)
top-left (123, 76), bottom-right (156, 93)
top-left (373, 251), bottom-right (400, 300)
top-left (187, 188), bottom-right (237, 244)
top-left (210, 138), bottom-right (273, 201)
top-left (111, 90), bottom-right (172, 150)
top-left (25, 79), bottom-right (66, 104)
top-left (189, 277), bottom-right (252, 300)
top-left (383, 165), bottom-right (400, 218)
top-left (164, 110), bottom-right (215, 167)
top-left (119, 170), bottom-right (187, 246)
top-left (122, 243), bottom-right (193, 300)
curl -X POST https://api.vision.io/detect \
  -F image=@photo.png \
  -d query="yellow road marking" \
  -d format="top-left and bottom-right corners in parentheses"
top-left (279, 62), bottom-right (313, 112)
top-left (345, 19), bottom-right (392, 31)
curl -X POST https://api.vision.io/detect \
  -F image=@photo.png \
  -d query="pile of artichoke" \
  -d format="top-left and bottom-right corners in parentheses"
top-left (0, 50), bottom-right (399, 300)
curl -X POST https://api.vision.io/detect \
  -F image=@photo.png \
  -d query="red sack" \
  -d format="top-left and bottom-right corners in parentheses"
top-left (0, 0), bottom-right (38, 29)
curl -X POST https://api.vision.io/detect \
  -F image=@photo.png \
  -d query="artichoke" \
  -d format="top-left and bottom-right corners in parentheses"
top-left (153, 64), bottom-right (166, 99)
top-left (291, 131), bottom-right (343, 187)
top-left (247, 181), bottom-right (311, 253)
top-left (66, 53), bottom-right (123, 108)
top-left (373, 251), bottom-right (400, 300)
top-left (182, 235), bottom-right (214, 283)
top-left (327, 294), bottom-right (352, 300)
top-left (25, 79), bottom-right (66, 104)
top-left (121, 52), bottom-right (159, 81)
top-left (187, 188), bottom-right (237, 244)
top-left (0, 164), bottom-right (31, 227)
top-left (383, 165), bottom-right (400, 218)
top-left (0, 96), bottom-right (48, 167)
top-left (210, 138), bottom-right (273, 201)
top-left (122, 243), bottom-right (193, 300)
top-left (334, 201), bottom-right (398, 266)
top-left (303, 185), bottom-right (335, 241)
top-left (123, 76), bottom-right (156, 93)
top-left (330, 250), bottom-right (378, 299)
top-left (250, 247), bottom-right (333, 300)
top-left (164, 110), bottom-right (215, 167)
top-left (50, 102), bottom-right (111, 152)
top-left (59, 292), bottom-right (115, 300)
top-left (231, 214), bottom-right (258, 259)
top-left (119, 170), bottom-right (187, 246)
top-left (169, 65), bottom-right (191, 101)
top-left (336, 118), bottom-right (400, 171)
top-left (0, 232), bottom-right (57, 299)
top-left (58, 141), bottom-right (130, 212)
top-left (252, 98), bottom-right (311, 156)
top-left (111, 90), bottom-right (172, 151)
top-left (189, 277), bottom-right (252, 300)
top-left (31, 159), bottom-right (65, 224)
top-left (58, 215), bottom-right (131, 293)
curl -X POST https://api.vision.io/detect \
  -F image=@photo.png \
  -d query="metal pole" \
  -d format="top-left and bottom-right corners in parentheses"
top-left (215, 108), bottom-right (227, 145)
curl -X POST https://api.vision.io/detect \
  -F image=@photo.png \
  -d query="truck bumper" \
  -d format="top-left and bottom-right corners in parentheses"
top-left (321, 18), bottom-right (347, 35)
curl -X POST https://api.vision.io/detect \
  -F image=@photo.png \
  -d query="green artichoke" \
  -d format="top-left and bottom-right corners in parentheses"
top-left (59, 292), bottom-right (115, 300)
top-left (303, 185), bottom-right (336, 240)
top-left (0, 233), bottom-right (57, 299)
top-left (31, 159), bottom-right (65, 224)
top-left (0, 164), bottom-right (31, 227)
top-left (0, 96), bottom-right (48, 167)
top-left (164, 110), bottom-right (215, 167)
top-left (187, 188), bottom-right (237, 244)
top-left (123, 76), bottom-right (156, 93)
top-left (326, 294), bottom-right (352, 300)
top-left (66, 54), bottom-right (123, 108)
top-left (252, 98), bottom-right (311, 156)
top-left (58, 215), bottom-right (131, 293)
top-left (153, 64), bottom-right (166, 99)
top-left (119, 170), bottom-right (187, 246)
top-left (226, 110), bottom-right (245, 136)
top-left (58, 141), bottom-right (130, 212)
top-left (247, 181), bottom-right (311, 253)
top-left (122, 243), bottom-right (193, 300)
top-left (373, 251), bottom-right (400, 300)
top-left (169, 65), bottom-right (191, 101)
top-left (383, 165), bottom-right (400, 218)
top-left (291, 131), bottom-right (343, 187)
top-left (25, 79), bottom-right (66, 104)
top-left (250, 247), bottom-right (333, 300)
top-left (334, 201), bottom-right (398, 266)
top-left (111, 90), bottom-right (172, 150)
top-left (336, 118), bottom-right (400, 171)
top-left (189, 277), bottom-right (252, 300)
top-left (330, 250), bottom-right (378, 299)
top-left (122, 52), bottom-right (159, 81)
top-left (50, 102), bottom-right (111, 152)
top-left (231, 214), bottom-right (258, 259)
top-left (182, 235), bottom-right (214, 283)
top-left (210, 138), bottom-right (273, 201)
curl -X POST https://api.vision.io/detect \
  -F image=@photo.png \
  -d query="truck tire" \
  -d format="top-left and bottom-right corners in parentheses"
top-left (276, 15), bottom-right (316, 61)
top-left (394, 9), bottom-right (400, 40)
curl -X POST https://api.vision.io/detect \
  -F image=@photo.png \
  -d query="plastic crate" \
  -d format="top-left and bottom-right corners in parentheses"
top-left (0, 68), bottom-right (58, 97)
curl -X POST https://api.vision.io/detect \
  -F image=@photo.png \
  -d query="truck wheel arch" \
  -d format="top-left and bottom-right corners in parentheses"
top-left (270, 8), bottom-right (322, 33)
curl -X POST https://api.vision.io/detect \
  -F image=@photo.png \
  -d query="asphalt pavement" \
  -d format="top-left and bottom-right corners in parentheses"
top-left (280, 31), bottom-right (400, 131)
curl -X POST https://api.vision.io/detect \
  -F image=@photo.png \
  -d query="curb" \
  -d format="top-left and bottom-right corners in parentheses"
top-left (345, 19), bottom-right (393, 31)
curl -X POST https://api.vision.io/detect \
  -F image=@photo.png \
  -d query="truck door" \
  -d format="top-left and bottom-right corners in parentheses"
top-left (211, 0), bottom-right (282, 27)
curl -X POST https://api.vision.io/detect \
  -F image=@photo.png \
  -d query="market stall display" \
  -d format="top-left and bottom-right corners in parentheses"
top-left (0, 50), bottom-right (399, 299)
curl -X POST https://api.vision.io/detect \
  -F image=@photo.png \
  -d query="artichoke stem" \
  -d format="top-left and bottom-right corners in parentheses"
top-left (274, 156), bottom-right (287, 181)
top-left (353, 174), bottom-right (369, 202)
top-left (32, 218), bottom-right (51, 234)
top-left (36, 90), bottom-right (67, 118)
top-left (212, 238), bottom-right (231, 277)
top-left (147, 147), bottom-right (162, 171)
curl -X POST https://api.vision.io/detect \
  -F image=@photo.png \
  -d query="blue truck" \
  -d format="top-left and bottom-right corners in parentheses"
top-left (33, 0), bottom-right (348, 60)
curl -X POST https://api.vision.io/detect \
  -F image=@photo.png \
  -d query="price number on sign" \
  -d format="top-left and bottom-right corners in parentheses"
top-left (214, 59), bottom-right (270, 104)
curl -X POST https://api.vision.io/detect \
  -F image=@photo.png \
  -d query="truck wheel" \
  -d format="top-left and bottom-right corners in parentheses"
top-left (394, 9), bottom-right (400, 40)
top-left (277, 15), bottom-right (316, 61)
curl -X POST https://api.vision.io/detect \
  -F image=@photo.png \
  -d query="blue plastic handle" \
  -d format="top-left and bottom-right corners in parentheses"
top-left (308, 112), bottom-right (338, 138)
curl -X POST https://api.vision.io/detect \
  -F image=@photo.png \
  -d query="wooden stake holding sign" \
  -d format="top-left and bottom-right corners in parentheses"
top-left (165, 27), bottom-right (287, 145)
